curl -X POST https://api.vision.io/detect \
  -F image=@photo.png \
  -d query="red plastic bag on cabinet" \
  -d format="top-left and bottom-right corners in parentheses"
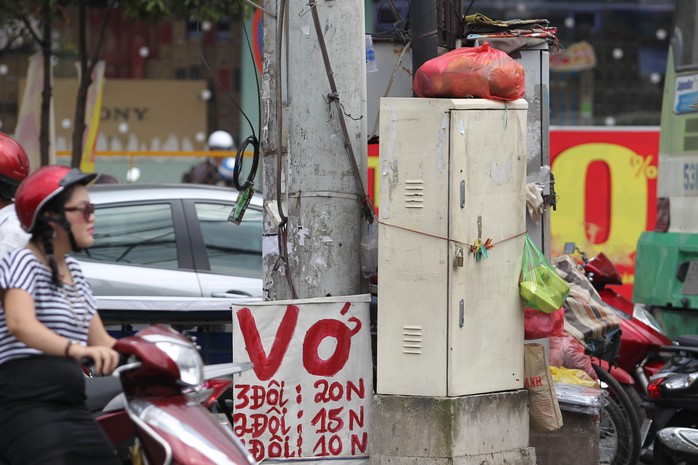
top-left (413, 42), bottom-right (525, 101)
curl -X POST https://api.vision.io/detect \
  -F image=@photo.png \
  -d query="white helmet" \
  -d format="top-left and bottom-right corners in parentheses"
top-left (207, 130), bottom-right (235, 150)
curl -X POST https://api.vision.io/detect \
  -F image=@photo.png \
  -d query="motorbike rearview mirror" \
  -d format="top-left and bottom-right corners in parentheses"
top-left (563, 242), bottom-right (588, 262)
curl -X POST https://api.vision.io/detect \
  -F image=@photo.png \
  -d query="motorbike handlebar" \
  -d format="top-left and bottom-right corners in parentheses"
top-left (658, 345), bottom-right (698, 355)
top-left (81, 353), bottom-right (130, 368)
top-left (111, 361), bottom-right (143, 377)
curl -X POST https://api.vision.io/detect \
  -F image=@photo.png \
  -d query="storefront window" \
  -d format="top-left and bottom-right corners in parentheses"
top-left (371, 0), bottom-right (677, 126)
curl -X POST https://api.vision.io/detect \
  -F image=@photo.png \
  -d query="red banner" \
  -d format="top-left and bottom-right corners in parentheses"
top-left (550, 128), bottom-right (659, 299)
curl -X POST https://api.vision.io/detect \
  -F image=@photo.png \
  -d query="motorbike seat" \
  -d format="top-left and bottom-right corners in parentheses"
top-left (84, 375), bottom-right (123, 413)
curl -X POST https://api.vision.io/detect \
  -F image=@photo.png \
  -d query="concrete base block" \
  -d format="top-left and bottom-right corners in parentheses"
top-left (371, 390), bottom-right (536, 465)
top-left (529, 410), bottom-right (599, 465)
top-left (370, 448), bottom-right (536, 465)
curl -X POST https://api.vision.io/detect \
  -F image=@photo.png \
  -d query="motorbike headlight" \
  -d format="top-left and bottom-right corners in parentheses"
top-left (664, 372), bottom-right (698, 391)
top-left (141, 336), bottom-right (205, 387)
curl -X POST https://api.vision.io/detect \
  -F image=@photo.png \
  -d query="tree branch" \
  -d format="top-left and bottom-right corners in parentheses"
top-left (16, 11), bottom-right (44, 46)
top-left (88, 0), bottom-right (117, 75)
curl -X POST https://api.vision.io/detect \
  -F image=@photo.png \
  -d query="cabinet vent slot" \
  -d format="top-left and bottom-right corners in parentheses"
top-left (404, 180), bottom-right (424, 208)
top-left (402, 325), bottom-right (422, 354)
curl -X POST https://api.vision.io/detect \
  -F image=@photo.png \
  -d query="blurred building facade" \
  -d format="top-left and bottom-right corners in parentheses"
top-left (0, 6), bottom-right (243, 148)
top-left (0, 1), bottom-right (677, 158)
top-left (372, 0), bottom-right (676, 126)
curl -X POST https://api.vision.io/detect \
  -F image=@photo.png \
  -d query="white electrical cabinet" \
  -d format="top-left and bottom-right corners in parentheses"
top-left (377, 98), bottom-right (527, 397)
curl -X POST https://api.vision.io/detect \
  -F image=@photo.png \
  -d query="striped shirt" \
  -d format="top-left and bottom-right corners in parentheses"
top-left (0, 248), bottom-right (97, 365)
top-left (0, 205), bottom-right (30, 260)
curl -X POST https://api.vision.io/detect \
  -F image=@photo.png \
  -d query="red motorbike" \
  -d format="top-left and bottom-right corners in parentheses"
top-left (563, 243), bottom-right (675, 465)
top-left (566, 244), bottom-right (672, 396)
top-left (86, 325), bottom-right (255, 465)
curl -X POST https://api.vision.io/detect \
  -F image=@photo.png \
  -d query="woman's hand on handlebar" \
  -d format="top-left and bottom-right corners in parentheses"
top-left (69, 344), bottom-right (119, 375)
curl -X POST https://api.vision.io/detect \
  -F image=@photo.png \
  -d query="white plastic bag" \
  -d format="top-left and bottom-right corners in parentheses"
top-left (359, 222), bottom-right (378, 278)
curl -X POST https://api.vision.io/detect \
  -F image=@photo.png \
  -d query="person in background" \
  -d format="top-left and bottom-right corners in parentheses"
top-left (182, 130), bottom-right (236, 186)
top-left (0, 133), bottom-right (30, 259)
top-left (0, 165), bottom-right (120, 465)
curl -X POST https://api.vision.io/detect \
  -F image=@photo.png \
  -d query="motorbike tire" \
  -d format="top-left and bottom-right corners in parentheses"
top-left (652, 434), bottom-right (698, 465)
top-left (600, 396), bottom-right (634, 465)
top-left (622, 384), bottom-right (646, 423)
top-left (594, 364), bottom-right (642, 465)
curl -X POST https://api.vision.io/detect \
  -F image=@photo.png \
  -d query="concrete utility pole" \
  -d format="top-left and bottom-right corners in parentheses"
top-left (260, 0), bottom-right (368, 301)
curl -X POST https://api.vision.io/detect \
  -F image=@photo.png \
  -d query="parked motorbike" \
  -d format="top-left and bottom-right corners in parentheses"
top-left (86, 324), bottom-right (255, 465)
top-left (568, 246), bottom-right (698, 464)
top-left (645, 338), bottom-right (698, 464)
top-left (564, 242), bottom-right (672, 395)
top-left (560, 243), bottom-right (673, 465)
top-left (653, 427), bottom-right (698, 465)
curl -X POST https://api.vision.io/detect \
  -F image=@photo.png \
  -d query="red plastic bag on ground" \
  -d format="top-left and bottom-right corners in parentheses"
top-left (413, 42), bottom-right (525, 101)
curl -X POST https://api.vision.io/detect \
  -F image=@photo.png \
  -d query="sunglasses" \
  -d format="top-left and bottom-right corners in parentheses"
top-left (64, 203), bottom-right (95, 221)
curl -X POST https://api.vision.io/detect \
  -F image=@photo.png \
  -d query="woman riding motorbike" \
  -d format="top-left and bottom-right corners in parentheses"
top-left (0, 166), bottom-right (120, 465)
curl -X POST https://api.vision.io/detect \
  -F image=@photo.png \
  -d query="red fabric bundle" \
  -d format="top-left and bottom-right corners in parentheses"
top-left (549, 334), bottom-right (598, 382)
top-left (413, 42), bottom-right (525, 101)
top-left (524, 307), bottom-right (565, 340)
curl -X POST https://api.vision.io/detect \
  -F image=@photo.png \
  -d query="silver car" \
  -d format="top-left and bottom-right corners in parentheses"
top-left (73, 184), bottom-right (263, 299)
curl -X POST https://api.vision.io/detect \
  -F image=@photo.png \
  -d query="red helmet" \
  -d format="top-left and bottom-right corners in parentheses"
top-left (15, 165), bottom-right (97, 233)
top-left (0, 132), bottom-right (30, 200)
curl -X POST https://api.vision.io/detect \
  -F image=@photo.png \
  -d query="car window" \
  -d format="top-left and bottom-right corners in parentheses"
top-left (75, 203), bottom-right (179, 269)
top-left (194, 203), bottom-right (263, 279)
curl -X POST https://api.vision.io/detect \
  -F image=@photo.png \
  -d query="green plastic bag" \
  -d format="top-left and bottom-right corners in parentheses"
top-left (519, 235), bottom-right (570, 313)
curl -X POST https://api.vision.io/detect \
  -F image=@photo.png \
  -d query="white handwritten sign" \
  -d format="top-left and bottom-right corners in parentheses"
top-left (231, 294), bottom-right (372, 463)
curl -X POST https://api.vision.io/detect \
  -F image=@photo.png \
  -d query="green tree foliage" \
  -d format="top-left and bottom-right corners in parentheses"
top-left (0, 1), bottom-right (66, 165)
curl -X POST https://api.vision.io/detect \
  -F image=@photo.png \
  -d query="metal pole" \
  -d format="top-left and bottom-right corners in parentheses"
top-left (411, 0), bottom-right (438, 85)
top-left (261, 0), bottom-right (368, 300)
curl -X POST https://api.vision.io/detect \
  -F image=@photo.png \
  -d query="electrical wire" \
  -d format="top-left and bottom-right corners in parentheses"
top-left (232, 14), bottom-right (262, 191)
top-left (192, 1), bottom-right (296, 298)
top-left (274, 0), bottom-right (297, 299)
top-left (194, 2), bottom-right (259, 192)
top-left (373, 0), bottom-right (411, 41)
top-left (195, 26), bottom-right (256, 141)
top-left (275, 0), bottom-right (288, 226)
top-left (464, 0), bottom-right (476, 18)
top-left (368, 40), bottom-right (412, 140)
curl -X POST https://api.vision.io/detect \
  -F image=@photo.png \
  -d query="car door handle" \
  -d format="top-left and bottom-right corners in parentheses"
top-left (211, 291), bottom-right (253, 298)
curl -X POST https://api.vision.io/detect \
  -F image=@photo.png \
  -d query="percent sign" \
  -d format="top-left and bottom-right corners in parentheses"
top-left (631, 154), bottom-right (658, 179)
